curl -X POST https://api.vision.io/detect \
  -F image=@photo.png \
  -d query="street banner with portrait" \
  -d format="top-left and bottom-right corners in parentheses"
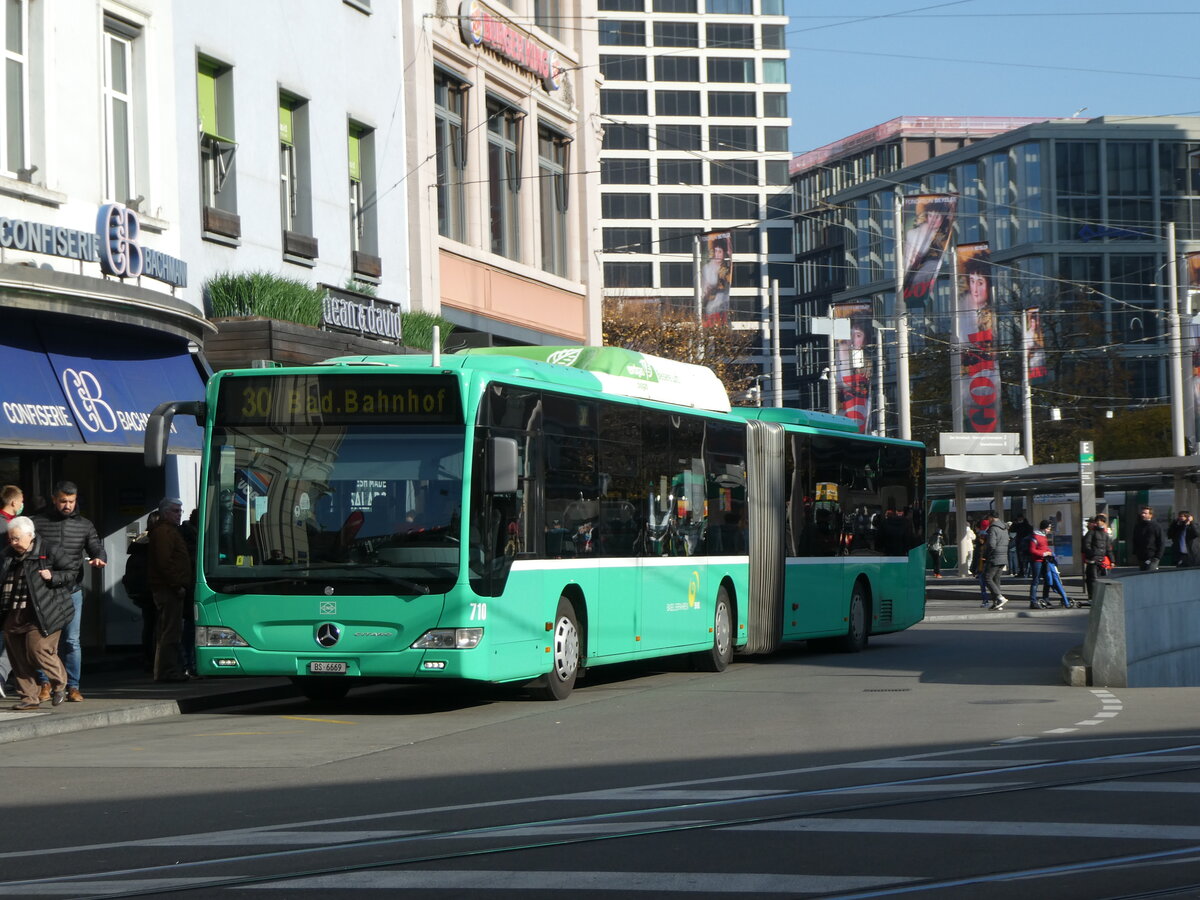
top-left (901, 194), bottom-right (957, 307)
top-left (1186, 252), bottom-right (1200, 442)
top-left (955, 242), bottom-right (1001, 434)
top-left (832, 299), bottom-right (873, 434)
top-left (1023, 307), bottom-right (1048, 382)
top-left (697, 231), bottom-right (732, 327)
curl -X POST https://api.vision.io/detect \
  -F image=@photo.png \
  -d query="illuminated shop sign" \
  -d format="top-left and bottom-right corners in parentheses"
top-left (0, 203), bottom-right (187, 288)
top-left (459, 0), bottom-right (562, 91)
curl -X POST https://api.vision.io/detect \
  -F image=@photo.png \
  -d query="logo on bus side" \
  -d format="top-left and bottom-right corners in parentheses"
top-left (319, 600), bottom-right (337, 615)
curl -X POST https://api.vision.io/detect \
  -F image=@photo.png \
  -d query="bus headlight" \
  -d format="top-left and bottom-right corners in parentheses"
top-left (411, 628), bottom-right (483, 650)
top-left (196, 626), bottom-right (250, 647)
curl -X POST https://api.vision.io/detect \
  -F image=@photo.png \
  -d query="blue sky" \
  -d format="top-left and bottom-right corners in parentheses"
top-left (785, 1), bottom-right (1200, 156)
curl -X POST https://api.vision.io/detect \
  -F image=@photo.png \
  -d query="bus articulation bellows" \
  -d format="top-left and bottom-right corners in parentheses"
top-left (146, 347), bottom-right (925, 701)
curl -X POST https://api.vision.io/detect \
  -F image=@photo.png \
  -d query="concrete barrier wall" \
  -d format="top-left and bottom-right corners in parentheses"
top-left (1084, 571), bottom-right (1200, 687)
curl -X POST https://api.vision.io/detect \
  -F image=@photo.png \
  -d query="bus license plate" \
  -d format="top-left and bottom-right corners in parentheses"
top-left (308, 661), bottom-right (347, 674)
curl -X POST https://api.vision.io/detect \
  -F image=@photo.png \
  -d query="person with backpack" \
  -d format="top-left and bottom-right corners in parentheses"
top-left (122, 511), bottom-right (158, 674)
top-left (982, 516), bottom-right (1011, 610)
top-left (928, 529), bottom-right (944, 578)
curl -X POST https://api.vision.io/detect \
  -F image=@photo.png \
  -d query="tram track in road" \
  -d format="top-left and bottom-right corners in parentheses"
top-left (6, 738), bottom-right (1200, 898)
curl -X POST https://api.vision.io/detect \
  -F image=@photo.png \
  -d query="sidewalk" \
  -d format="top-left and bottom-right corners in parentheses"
top-left (923, 569), bottom-right (1092, 622)
top-left (0, 571), bottom-right (1096, 745)
top-left (0, 655), bottom-right (297, 746)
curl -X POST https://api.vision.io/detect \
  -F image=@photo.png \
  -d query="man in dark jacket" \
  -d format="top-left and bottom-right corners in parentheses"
top-left (31, 481), bottom-right (106, 702)
top-left (1167, 511), bottom-right (1199, 567)
top-left (0, 517), bottom-right (76, 710)
top-left (1012, 515), bottom-right (1034, 577)
top-left (148, 498), bottom-right (192, 682)
top-left (1132, 506), bottom-right (1165, 572)
top-left (1082, 514), bottom-right (1115, 602)
top-left (983, 517), bottom-right (1011, 610)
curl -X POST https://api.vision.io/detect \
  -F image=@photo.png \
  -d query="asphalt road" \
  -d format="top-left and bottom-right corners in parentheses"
top-left (3, 614), bottom-right (1200, 899)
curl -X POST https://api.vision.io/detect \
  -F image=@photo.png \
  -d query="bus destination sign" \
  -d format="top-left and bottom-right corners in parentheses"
top-left (216, 374), bottom-right (462, 426)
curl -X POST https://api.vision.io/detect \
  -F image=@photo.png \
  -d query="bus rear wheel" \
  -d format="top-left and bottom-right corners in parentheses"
top-left (532, 598), bottom-right (580, 701)
top-left (291, 676), bottom-right (352, 702)
top-left (837, 583), bottom-right (869, 653)
top-left (693, 587), bottom-right (733, 672)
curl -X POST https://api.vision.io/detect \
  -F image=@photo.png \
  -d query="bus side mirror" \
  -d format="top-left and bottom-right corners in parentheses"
top-left (144, 400), bottom-right (206, 468)
top-left (487, 437), bottom-right (519, 494)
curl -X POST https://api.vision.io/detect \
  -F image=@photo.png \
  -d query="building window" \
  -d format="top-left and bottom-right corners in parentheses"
top-left (658, 158), bottom-right (702, 185)
top-left (706, 23), bottom-right (753, 48)
top-left (435, 69), bottom-right (468, 242)
top-left (655, 90), bottom-right (700, 117)
top-left (653, 21), bottom-right (698, 47)
top-left (599, 20), bottom-right (645, 46)
top-left (707, 57), bottom-right (754, 83)
top-left (604, 261), bottom-right (653, 288)
top-left (659, 227), bottom-right (698, 254)
top-left (761, 24), bottom-right (786, 49)
top-left (766, 226), bottom-right (791, 254)
top-left (533, 0), bottom-right (560, 39)
top-left (279, 95), bottom-right (298, 233)
top-left (762, 59), bottom-right (786, 83)
top-left (603, 226), bottom-right (651, 252)
top-left (710, 125), bottom-right (755, 151)
top-left (763, 93), bottom-right (788, 118)
top-left (278, 92), bottom-right (316, 260)
top-left (764, 126), bottom-right (788, 152)
top-left (600, 0), bottom-right (644, 9)
top-left (603, 123), bottom-right (649, 150)
top-left (711, 159), bottom-right (757, 185)
top-left (538, 126), bottom-right (570, 276)
top-left (654, 56), bottom-right (699, 82)
top-left (656, 123), bottom-right (701, 150)
top-left (660, 261), bottom-right (693, 288)
top-left (599, 54), bottom-right (646, 81)
top-left (731, 227), bottom-right (759, 252)
top-left (602, 158), bottom-right (650, 184)
top-left (659, 193), bottom-right (703, 219)
top-left (765, 159), bottom-right (789, 185)
top-left (488, 99), bottom-right (523, 260)
top-left (760, 0), bottom-right (784, 12)
top-left (767, 191), bottom-right (791, 220)
top-left (601, 192), bottom-right (651, 219)
top-left (732, 261), bottom-right (760, 287)
top-left (3, 0), bottom-right (28, 177)
top-left (708, 0), bottom-right (751, 12)
top-left (653, 0), bottom-right (695, 10)
top-left (349, 123), bottom-right (380, 278)
top-left (712, 193), bottom-right (758, 220)
top-left (102, 17), bottom-right (137, 205)
top-left (198, 56), bottom-right (239, 238)
top-left (600, 89), bottom-right (648, 116)
top-left (707, 92), bottom-right (756, 117)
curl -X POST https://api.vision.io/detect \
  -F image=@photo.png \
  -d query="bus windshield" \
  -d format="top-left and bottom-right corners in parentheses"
top-left (203, 424), bottom-right (465, 595)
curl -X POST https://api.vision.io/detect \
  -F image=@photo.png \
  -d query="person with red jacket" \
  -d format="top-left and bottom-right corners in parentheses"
top-left (1027, 520), bottom-right (1071, 608)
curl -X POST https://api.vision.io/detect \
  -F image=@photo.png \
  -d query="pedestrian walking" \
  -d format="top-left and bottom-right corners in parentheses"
top-left (973, 518), bottom-right (991, 606)
top-left (983, 516), bottom-right (1011, 609)
top-left (1131, 505), bottom-right (1164, 572)
top-left (1012, 515), bottom-right (1034, 577)
top-left (31, 481), bottom-right (106, 703)
top-left (928, 529), bottom-right (944, 578)
top-left (147, 498), bottom-right (192, 682)
top-left (0, 484), bottom-right (24, 698)
top-left (1082, 513), bottom-right (1115, 603)
top-left (0, 517), bottom-right (76, 710)
top-left (1027, 519), bottom-right (1071, 608)
top-left (1167, 511), bottom-right (1199, 567)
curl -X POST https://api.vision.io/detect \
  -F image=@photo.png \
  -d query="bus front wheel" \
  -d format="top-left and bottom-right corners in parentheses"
top-left (532, 598), bottom-right (580, 700)
top-left (693, 586), bottom-right (733, 672)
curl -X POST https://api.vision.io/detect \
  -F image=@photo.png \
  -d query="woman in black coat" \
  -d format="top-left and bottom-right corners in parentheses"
top-left (0, 516), bottom-right (76, 709)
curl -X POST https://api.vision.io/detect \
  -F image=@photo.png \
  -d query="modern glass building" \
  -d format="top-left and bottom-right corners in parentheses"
top-left (596, 0), bottom-right (793, 399)
top-left (791, 115), bottom-right (1200, 425)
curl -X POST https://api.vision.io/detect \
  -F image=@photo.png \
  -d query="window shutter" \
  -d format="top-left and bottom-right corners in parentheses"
top-left (197, 63), bottom-right (218, 137)
top-left (278, 99), bottom-right (294, 147)
top-left (348, 129), bottom-right (361, 182)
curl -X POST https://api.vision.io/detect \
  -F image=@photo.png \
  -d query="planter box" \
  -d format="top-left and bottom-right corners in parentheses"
top-left (353, 250), bottom-right (382, 279)
top-left (204, 316), bottom-right (414, 372)
top-left (283, 230), bottom-right (319, 260)
top-left (203, 206), bottom-right (241, 239)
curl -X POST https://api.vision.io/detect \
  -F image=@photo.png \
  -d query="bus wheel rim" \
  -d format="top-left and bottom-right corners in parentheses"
top-left (715, 599), bottom-right (731, 656)
top-left (554, 617), bottom-right (579, 681)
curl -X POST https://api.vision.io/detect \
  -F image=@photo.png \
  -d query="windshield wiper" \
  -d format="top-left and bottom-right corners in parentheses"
top-left (218, 578), bottom-right (310, 594)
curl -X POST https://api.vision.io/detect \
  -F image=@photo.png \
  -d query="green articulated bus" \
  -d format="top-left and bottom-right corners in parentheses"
top-left (145, 346), bottom-right (926, 701)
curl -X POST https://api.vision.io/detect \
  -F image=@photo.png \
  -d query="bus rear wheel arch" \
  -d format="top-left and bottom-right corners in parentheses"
top-left (531, 596), bottom-right (582, 700)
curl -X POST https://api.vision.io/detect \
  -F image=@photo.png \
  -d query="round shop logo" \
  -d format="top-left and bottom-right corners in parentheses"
top-left (460, 0), bottom-right (485, 45)
top-left (61, 368), bottom-right (118, 434)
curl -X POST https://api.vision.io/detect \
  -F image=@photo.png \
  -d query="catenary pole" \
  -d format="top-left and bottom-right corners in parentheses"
top-left (894, 197), bottom-right (912, 440)
top-left (771, 280), bottom-right (783, 407)
top-left (1168, 221), bottom-right (1186, 456)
